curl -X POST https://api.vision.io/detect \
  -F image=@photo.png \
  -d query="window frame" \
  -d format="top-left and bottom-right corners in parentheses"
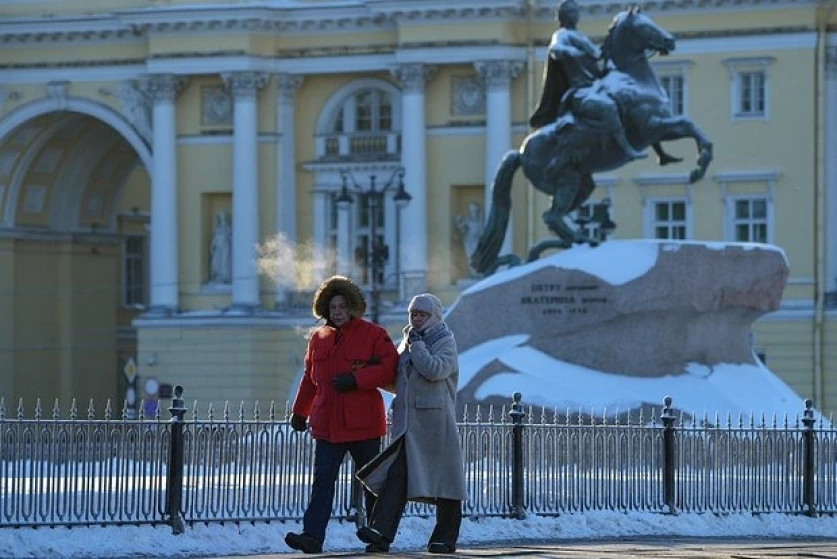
top-left (652, 60), bottom-right (693, 117)
top-left (314, 78), bottom-right (402, 160)
top-left (728, 195), bottom-right (771, 244)
top-left (716, 171), bottom-right (778, 245)
top-left (121, 233), bottom-right (148, 309)
top-left (635, 174), bottom-right (693, 240)
top-left (648, 198), bottom-right (690, 240)
top-left (723, 57), bottom-right (774, 122)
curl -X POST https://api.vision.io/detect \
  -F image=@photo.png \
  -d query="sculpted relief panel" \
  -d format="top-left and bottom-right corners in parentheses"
top-left (451, 75), bottom-right (485, 116)
top-left (201, 85), bottom-right (233, 128)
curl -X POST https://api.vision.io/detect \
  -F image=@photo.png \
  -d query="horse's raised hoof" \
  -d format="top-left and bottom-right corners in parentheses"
top-left (689, 169), bottom-right (703, 183)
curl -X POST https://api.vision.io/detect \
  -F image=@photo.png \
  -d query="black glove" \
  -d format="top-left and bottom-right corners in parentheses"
top-left (290, 413), bottom-right (307, 432)
top-left (408, 328), bottom-right (423, 344)
top-left (332, 373), bottom-right (358, 393)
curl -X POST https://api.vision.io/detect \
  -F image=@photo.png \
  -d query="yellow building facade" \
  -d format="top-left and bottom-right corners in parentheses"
top-left (0, 0), bottom-right (835, 415)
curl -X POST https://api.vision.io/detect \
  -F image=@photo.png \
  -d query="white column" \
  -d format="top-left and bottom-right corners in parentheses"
top-left (146, 74), bottom-right (186, 315)
top-left (312, 192), bottom-right (329, 285)
top-left (393, 64), bottom-right (437, 298)
top-left (477, 60), bottom-right (523, 256)
top-left (224, 71), bottom-right (267, 313)
top-left (337, 202), bottom-right (352, 277)
top-left (826, 47), bottom-right (837, 294)
top-left (274, 73), bottom-right (304, 307)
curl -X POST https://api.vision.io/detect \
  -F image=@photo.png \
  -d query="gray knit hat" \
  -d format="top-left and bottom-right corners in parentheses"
top-left (408, 293), bottom-right (444, 321)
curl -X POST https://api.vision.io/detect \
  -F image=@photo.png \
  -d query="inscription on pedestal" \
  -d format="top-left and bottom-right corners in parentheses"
top-left (520, 283), bottom-right (610, 316)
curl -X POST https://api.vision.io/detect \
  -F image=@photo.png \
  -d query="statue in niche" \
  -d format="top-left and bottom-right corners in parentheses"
top-left (209, 210), bottom-right (232, 284)
top-left (454, 202), bottom-right (483, 276)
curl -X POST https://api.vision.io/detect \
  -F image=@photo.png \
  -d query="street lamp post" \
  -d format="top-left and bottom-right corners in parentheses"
top-left (338, 167), bottom-right (410, 323)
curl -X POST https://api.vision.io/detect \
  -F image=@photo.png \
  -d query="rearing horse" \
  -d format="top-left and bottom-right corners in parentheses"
top-left (471, 7), bottom-right (713, 275)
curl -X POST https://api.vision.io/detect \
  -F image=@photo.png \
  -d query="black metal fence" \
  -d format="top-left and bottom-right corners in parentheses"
top-left (1, 387), bottom-right (835, 533)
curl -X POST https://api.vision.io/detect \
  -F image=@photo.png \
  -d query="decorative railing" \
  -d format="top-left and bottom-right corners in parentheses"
top-left (315, 131), bottom-right (400, 160)
top-left (1, 389), bottom-right (834, 534)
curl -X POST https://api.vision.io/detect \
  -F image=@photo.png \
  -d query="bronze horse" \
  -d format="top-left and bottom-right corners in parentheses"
top-left (471, 7), bottom-right (713, 275)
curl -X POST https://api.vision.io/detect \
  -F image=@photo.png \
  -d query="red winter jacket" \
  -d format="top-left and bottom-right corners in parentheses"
top-left (291, 317), bottom-right (397, 443)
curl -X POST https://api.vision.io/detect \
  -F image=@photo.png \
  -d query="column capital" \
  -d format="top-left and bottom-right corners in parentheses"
top-left (475, 60), bottom-right (524, 91)
top-left (827, 46), bottom-right (837, 81)
top-left (143, 74), bottom-right (188, 104)
top-left (223, 71), bottom-right (269, 100)
top-left (392, 64), bottom-right (438, 94)
top-left (275, 73), bottom-right (304, 103)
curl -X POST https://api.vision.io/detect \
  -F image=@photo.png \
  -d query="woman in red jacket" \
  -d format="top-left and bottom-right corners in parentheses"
top-left (285, 275), bottom-right (398, 555)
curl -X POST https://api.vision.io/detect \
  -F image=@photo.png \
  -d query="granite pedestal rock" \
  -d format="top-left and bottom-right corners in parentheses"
top-left (447, 240), bottom-right (789, 405)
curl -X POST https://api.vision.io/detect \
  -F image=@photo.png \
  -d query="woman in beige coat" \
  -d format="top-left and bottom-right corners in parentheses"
top-left (356, 293), bottom-right (468, 554)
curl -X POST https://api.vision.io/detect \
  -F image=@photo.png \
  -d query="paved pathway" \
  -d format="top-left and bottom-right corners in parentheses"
top-left (204, 538), bottom-right (837, 558)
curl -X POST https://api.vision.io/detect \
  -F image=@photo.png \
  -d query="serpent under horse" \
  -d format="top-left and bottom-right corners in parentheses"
top-left (471, 7), bottom-right (713, 275)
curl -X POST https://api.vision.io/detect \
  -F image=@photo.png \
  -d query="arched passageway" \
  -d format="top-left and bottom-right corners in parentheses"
top-left (0, 105), bottom-right (151, 410)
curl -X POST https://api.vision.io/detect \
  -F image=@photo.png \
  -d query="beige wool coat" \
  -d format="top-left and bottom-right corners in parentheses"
top-left (358, 321), bottom-right (468, 503)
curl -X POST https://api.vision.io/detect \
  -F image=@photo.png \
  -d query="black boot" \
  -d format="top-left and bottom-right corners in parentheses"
top-left (365, 542), bottom-right (390, 554)
top-left (284, 531), bottom-right (323, 554)
top-left (428, 541), bottom-right (457, 554)
top-left (357, 526), bottom-right (390, 545)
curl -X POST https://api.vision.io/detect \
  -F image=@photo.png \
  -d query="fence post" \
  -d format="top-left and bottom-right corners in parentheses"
top-left (661, 395), bottom-right (676, 515)
top-left (508, 391), bottom-right (526, 519)
top-left (351, 463), bottom-right (365, 529)
top-left (165, 385), bottom-right (187, 534)
top-left (801, 398), bottom-right (816, 517)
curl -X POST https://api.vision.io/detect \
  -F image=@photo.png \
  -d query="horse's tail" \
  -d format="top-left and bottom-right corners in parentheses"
top-left (470, 150), bottom-right (521, 274)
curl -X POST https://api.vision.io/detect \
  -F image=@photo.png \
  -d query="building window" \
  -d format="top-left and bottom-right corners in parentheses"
top-left (351, 194), bottom-right (386, 286)
top-left (352, 90), bottom-right (392, 132)
top-left (723, 57), bottom-right (774, 121)
top-left (317, 83), bottom-right (401, 160)
top-left (716, 171), bottom-right (777, 244)
top-left (652, 200), bottom-right (688, 239)
top-left (571, 203), bottom-right (600, 240)
top-left (653, 60), bottom-right (692, 117)
top-left (660, 75), bottom-right (684, 115)
top-left (123, 236), bottom-right (147, 307)
top-left (569, 199), bottom-right (616, 242)
top-left (738, 72), bottom-right (765, 116)
top-left (732, 197), bottom-right (768, 243)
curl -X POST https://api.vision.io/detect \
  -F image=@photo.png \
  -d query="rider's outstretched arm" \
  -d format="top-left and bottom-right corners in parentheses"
top-left (567, 32), bottom-right (601, 59)
top-left (551, 43), bottom-right (585, 60)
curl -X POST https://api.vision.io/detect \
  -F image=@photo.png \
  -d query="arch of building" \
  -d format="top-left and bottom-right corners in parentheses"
top-left (315, 77), bottom-right (402, 134)
top-left (0, 94), bottom-right (152, 412)
top-left (0, 96), bottom-right (151, 231)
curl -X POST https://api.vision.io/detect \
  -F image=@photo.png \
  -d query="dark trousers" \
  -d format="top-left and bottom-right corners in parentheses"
top-left (369, 446), bottom-right (462, 547)
top-left (303, 437), bottom-right (381, 543)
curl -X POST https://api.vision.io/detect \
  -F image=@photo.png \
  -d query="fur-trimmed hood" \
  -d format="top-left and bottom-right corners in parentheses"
top-left (312, 275), bottom-right (367, 322)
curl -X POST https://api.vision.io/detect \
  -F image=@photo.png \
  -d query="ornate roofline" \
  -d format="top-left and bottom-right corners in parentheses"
top-left (0, 0), bottom-right (821, 44)
top-left (0, 15), bottom-right (136, 45)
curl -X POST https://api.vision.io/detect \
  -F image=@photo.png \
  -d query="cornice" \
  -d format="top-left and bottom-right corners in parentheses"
top-left (0, 0), bottom-right (818, 45)
top-left (535, 0), bottom-right (817, 19)
top-left (713, 170), bottom-right (782, 183)
top-left (633, 172), bottom-right (693, 186)
top-left (0, 16), bottom-right (137, 45)
top-left (0, 24), bottom-right (820, 83)
top-left (116, 5), bottom-right (393, 35)
top-left (364, 0), bottom-right (526, 22)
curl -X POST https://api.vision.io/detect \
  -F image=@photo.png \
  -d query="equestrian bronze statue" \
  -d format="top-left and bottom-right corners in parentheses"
top-left (470, 1), bottom-right (713, 275)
